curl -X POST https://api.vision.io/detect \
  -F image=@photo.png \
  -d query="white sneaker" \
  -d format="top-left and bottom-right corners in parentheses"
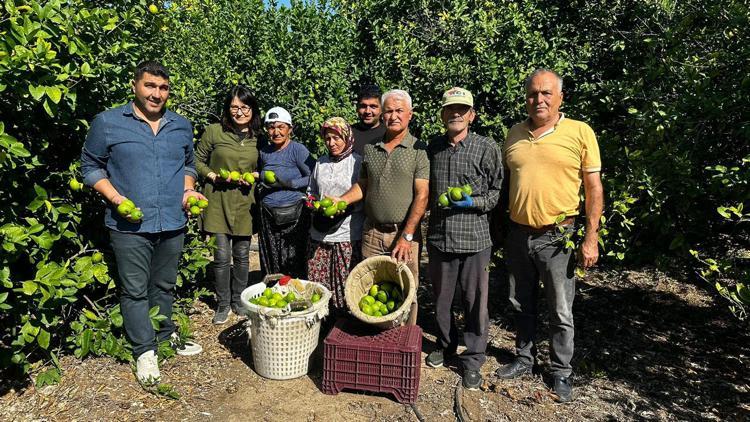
top-left (170, 333), bottom-right (203, 356)
top-left (136, 350), bottom-right (160, 384)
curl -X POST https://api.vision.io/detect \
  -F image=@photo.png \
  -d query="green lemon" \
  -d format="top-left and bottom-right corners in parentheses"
top-left (369, 285), bottom-right (378, 296)
top-left (380, 282), bottom-right (393, 293)
top-left (364, 295), bottom-right (376, 305)
top-left (449, 187), bottom-right (464, 201)
top-left (372, 311), bottom-right (383, 317)
top-left (362, 304), bottom-right (373, 316)
top-left (263, 288), bottom-right (273, 298)
top-left (187, 196), bottom-right (198, 206)
top-left (197, 199), bottom-right (209, 208)
top-left (461, 184), bottom-right (473, 195)
top-left (319, 197), bottom-right (333, 208)
top-left (438, 193), bottom-right (450, 207)
top-left (311, 293), bottom-right (321, 303)
top-left (257, 297), bottom-right (269, 307)
top-left (69, 178), bottom-right (82, 191)
top-left (285, 292), bottom-right (296, 302)
top-left (229, 171), bottom-right (241, 182)
top-left (268, 298), bottom-right (278, 307)
top-left (242, 172), bottom-right (255, 184)
top-left (264, 170), bottom-right (276, 184)
top-left (386, 300), bottom-right (395, 311)
top-left (323, 205), bottom-right (337, 217)
top-left (219, 168), bottom-right (231, 179)
top-left (337, 201), bottom-right (347, 211)
top-left (92, 252), bottom-right (103, 263)
top-left (272, 292), bottom-right (284, 302)
top-left (276, 300), bottom-right (287, 308)
top-left (189, 205), bottom-right (201, 215)
top-left (376, 290), bottom-right (388, 303)
top-left (148, 4), bottom-right (158, 14)
top-left (129, 208), bottom-right (143, 221)
top-left (117, 201), bottom-right (134, 216)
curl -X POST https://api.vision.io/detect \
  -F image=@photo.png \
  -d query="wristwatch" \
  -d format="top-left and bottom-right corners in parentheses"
top-left (402, 233), bottom-right (414, 242)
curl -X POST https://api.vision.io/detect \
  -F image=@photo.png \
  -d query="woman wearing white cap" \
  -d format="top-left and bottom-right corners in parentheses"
top-left (255, 106), bottom-right (315, 277)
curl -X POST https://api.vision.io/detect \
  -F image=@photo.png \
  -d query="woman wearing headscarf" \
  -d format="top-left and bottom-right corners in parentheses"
top-left (255, 107), bottom-right (315, 277)
top-left (195, 85), bottom-right (260, 324)
top-left (307, 117), bottom-right (364, 315)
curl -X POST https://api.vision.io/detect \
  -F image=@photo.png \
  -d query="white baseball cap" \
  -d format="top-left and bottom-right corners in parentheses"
top-left (264, 106), bottom-right (292, 126)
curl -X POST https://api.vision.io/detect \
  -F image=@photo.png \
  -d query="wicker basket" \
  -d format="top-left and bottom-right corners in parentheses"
top-left (239, 278), bottom-right (331, 380)
top-left (344, 255), bottom-right (416, 329)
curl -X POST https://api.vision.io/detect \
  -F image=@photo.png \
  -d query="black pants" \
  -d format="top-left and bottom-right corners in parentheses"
top-left (213, 233), bottom-right (250, 309)
top-left (109, 229), bottom-right (184, 358)
top-left (428, 245), bottom-right (491, 371)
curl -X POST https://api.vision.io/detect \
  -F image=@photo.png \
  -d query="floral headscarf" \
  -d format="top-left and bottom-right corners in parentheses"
top-left (320, 117), bottom-right (354, 162)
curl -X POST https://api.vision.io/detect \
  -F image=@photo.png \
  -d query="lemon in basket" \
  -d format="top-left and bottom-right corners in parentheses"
top-left (369, 285), bottom-right (378, 296)
top-left (311, 292), bottom-right (321, 303)
top-left (285, 291), bottom-right (296, 302)
top-left (263, 288), bottom-right (273, 298)
top-left (376, 290), bottom-right (388, 303)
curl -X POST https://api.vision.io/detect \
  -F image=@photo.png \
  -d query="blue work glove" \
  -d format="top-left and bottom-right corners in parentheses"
top-left (450, 192), bottom-right (474, 209)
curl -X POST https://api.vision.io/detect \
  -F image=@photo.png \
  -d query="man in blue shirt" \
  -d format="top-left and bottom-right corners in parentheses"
top-left (81, 61), bottom-right (204, 384)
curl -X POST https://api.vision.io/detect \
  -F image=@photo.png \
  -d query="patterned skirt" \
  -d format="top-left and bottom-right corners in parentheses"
top-left (258, 204), bottom-right (310, 278)
top-left (307, 239), bottom-right (362, 315)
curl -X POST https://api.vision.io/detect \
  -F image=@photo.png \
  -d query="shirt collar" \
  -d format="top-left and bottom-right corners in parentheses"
top-left (122, 101), bottom-right (175, 123)
top-left (524, 113), bottom-right (565, 137)
top-left (376, 130), bottom-right (415, 150)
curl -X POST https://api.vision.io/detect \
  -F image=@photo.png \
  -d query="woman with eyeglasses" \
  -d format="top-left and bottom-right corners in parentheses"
top-left (195, 85), bottom-right (260, 324)
top-left (306, 117), bottom-right (364, 317)
top-left (254, 106), bottom-right (315, 278)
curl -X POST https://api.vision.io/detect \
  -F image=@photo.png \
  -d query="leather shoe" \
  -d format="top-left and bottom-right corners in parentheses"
top-left (462, 369), bottom-right (482, 390)
top-left (552, 375), bottom-right (573, 403)
top-left (494, 359), bottom-right (532, 379)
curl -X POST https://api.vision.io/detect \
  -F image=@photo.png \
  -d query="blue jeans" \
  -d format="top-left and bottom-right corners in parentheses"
top-left (506, 224), bottom-right (576, 377)
top-left (110, 229), bottom-right (185, 358)
top-left (212, 233), bottom-right (250, 309)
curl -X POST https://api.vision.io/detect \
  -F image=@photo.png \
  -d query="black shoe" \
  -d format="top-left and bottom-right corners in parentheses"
top-left (426, 347), bottom-right (457, 368)
top-left (552, 376), bottom-right (573, 403)
top-left (462, 369), bottom-right (482, 390)
top-left (231, 303), bottom-right (245, 318)
top-left (212, 306), bottom-right (231, 325)
top-left (494, 359), bottom-right (532, 379)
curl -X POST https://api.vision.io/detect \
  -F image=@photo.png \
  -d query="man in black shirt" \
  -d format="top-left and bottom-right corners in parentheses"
top-left (352, 84), bottom-right (386, 155)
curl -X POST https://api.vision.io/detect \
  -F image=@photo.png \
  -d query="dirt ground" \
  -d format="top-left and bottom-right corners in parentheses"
top-left (1, 250), bottom-right (749, 421)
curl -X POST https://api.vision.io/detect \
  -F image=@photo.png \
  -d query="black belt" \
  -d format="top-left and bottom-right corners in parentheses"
top-left (514, 217), bottom-right (575, 234)
top-left (368, 222), bottom-right (401, 233)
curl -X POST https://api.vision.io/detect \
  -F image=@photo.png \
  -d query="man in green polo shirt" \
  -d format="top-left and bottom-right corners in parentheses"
top-left (338, 89), bottom-right (430, 325)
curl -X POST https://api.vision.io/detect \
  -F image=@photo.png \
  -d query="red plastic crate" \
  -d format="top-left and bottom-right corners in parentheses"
top-left (322, 319), bottom-right (422, 404)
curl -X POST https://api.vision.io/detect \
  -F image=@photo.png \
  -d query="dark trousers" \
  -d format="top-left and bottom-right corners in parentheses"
top-left (428, 244), bottom-right (491, 371)
top-left (213, 233), bottom-right (250, 308)
top-left (506, 224), bottom-right (576, 377)
top-left (110, 229), bottom-right (184, 358)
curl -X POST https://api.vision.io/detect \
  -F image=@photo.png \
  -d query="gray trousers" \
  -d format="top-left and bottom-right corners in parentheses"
top-left (213, 233), bottom-right (250, 309)
top-left (506, 224), bottom-right (576, 377)
top-left (110, 229), bottom-right (184, 358)
top-left (428, 244), bottom-right (491, 371)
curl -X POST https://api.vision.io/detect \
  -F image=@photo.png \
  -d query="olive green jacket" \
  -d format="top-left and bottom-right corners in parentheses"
top-left (195, 123), bottom-right (259, 235)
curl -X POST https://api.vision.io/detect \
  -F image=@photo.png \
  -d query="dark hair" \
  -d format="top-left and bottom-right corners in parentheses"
top-left (221, 85), bottom-right (261, 139)
top-left (356, 84), bottom-right (382, 103)
top-left (134, 61), bottom-right (170, 81)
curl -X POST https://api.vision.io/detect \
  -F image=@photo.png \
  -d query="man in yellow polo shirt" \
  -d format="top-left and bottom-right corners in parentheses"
top-left (495, 69), bottom-right (604, 403)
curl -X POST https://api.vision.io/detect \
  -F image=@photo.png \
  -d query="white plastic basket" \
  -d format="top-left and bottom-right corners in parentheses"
top-left (239, 280), bottom-right (331, 380)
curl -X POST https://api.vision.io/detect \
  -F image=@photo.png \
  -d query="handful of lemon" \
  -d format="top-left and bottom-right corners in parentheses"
top-left (311, 196), bottom-right (347, 218)
top-left (186, 195), bottom-right (208, 216)
top-left (116, 199), bottom-right (143, 222)
top-left (358, 282), bottom-right (403, 317)
top-left (218, 168), bottom-right (255, 185)
top-left (438, 184), bottom-right (473, 207)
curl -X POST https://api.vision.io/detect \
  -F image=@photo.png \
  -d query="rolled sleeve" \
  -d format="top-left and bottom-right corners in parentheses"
top-left (80, 114), bottom-right (109, 187)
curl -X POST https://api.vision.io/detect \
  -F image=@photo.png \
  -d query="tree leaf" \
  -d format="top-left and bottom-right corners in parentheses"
top-left (28, 84), bottom-right (46, 101)
top-left (45, 86), bottom-right (62, 104)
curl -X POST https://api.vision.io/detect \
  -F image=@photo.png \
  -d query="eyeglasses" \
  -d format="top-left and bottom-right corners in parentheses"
top-left (230, 105), bottom-right (252, 114)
